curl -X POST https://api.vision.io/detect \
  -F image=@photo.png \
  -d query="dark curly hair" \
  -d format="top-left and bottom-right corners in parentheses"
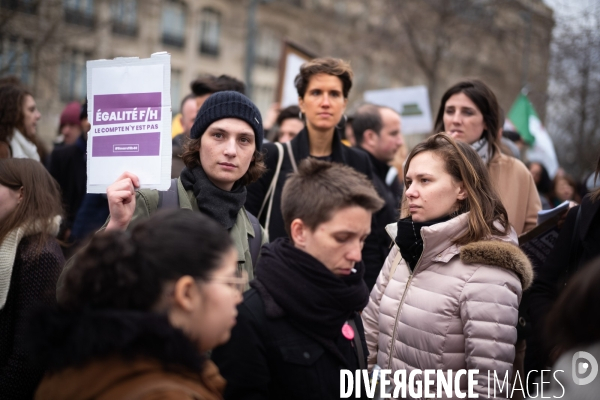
top-left (60, 209), bottom-right (234, 312)
top-left (0, 84), bottom-right (31, 145)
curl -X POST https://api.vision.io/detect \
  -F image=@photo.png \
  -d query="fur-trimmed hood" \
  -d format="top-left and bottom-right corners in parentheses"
top-left (460, 240), bottom-right (533, 290)
top-left (364, 213), bottom-right (532, 385)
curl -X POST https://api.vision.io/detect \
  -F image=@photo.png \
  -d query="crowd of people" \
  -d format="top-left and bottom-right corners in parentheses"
top-left (0, 56), bottom-right (599, 399)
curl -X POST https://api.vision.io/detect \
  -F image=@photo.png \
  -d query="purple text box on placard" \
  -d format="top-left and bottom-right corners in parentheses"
top-left (94, 92), bottom-right (161, 126)
top-left (92, 132), bottom-right (160, 157)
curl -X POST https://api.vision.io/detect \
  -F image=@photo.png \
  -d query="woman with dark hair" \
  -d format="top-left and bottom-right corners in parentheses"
top-left (526, 156), bottom-right (600, 382)
top-left (362, 134), bottom-right (533, 398)
top-left (0, 84), bottom-right (42, 160)
top-left (57, 91), bottom-right (267, 301)
top-left (30, 210), bottom-right (243, 400)
top-left (0, 158), bottom-right (64, 399)
top-left (434, 79), bottom-right (541, 235)
top-left (245, 57), bottom-right (373, 241)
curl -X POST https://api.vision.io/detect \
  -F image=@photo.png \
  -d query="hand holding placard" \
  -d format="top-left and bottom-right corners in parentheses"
top-left (105, 172), bottom-right (140, 231)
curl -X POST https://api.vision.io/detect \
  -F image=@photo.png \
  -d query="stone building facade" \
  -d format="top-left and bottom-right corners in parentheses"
top-left (0, 0), bottom-right (553, 148)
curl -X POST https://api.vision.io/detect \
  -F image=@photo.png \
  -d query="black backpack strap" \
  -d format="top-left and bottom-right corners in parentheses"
top-left (158, 178), bottom-right (180, 210)
top-left (245, 210), bottom-right (262, 269)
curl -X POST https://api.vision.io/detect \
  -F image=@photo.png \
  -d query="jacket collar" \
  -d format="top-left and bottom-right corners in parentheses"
top-left (385, 213), bottom-right (532, 288)
top-left (291, 127), bottom-right (348, 163)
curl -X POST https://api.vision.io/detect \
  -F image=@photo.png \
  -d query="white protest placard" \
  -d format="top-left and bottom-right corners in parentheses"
top-left (86, 52), bottom-right (172, 193)
top-left (280, 52), bottom-right (306, 108)
top-left (276, 41), bottom-right (316, 108)
top-left (364, 86), bottom-right (433, 135)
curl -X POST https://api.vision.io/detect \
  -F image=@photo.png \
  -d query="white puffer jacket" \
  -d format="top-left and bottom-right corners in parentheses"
top-left (362, 213), bottom-right (533, 399)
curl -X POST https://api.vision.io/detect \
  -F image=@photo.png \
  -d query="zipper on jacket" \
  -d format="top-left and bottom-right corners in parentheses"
top-left (386, 244), bottom-right (426, 371)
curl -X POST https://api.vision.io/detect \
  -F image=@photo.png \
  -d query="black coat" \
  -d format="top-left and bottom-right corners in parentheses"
top-left (48, 137), bottom-right (87, 230)
top-left (245, 128), bottom-right (374, 242)
top-left (357, 149), bottom-right (403, 290)
top-left (211, 288), bottom-right (368, 400)
top-left (525, 193), bottom-right (600, 371)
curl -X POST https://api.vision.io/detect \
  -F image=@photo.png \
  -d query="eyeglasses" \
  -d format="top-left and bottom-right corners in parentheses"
top-left (209, 270), bottom-right (248, 293)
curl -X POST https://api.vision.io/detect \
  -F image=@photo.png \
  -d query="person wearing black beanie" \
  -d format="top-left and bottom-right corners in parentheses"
top-left (57, 91), bottom-right (268, 303)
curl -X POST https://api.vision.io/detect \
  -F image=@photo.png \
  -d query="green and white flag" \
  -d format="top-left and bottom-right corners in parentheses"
top-left (507, 93), bottom-right (558, 177)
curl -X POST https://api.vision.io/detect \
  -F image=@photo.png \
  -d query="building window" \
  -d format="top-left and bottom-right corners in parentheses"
top-left (0, 36), bottom-right (33, 85)
top-left (64, 0), bottom-right (94, 26)
top-left (199, 8), bottom-right (220, 56)
top-left (0, 0), bottom-right (38, 14)
top-left (60, 50), bottom-right (89, 102)
top-left (162, 1), bottom-right (185, 48)
top-left (256, 29), bottom-right (280, 68)
top-left (112, 0), bottom-right (137, 36)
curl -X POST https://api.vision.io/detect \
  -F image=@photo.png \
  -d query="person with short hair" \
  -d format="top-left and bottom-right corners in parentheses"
top-left (190, 74), bottom-right (245, 110)
top-left (0, 158), bottom-right (64, 399)
top-left (0, 84), bottom-right (42, 160)
top-left (29, 210), bottom-right (243, 400)
top-left (362, 134), bottom-right (533, 398)
top-left (212, 158), bottom-right (384, 400)
top-left (270, 105), bottom-right (304, 143)
top-left (56, 91), bottom-right (268, 303)
top-left (352, 104), bottom-right (404, 289)
top-left (245, 57), bottom-right (375, 268)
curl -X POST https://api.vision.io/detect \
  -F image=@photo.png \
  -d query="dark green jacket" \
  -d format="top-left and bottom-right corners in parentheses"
top-left (56, 178), bottom-right (267, 303)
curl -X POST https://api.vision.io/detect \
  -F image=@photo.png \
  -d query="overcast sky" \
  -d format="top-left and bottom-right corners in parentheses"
top-left (543, 0), bottom-right (600, 27)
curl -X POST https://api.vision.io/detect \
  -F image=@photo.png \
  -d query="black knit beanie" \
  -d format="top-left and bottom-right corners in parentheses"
top-left (190, 91), bottom-right (263, 151)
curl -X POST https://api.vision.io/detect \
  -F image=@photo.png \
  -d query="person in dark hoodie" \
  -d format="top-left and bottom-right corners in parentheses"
top-left (28, 210), bottom-right (244, 400)
top-left (212, 158), bottom-right (384, 400)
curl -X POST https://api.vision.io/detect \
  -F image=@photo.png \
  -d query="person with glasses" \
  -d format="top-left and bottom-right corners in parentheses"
top-left (28, 209), bottom-right (244, 400)
top-left (212, 158), bottom-right (384, 400)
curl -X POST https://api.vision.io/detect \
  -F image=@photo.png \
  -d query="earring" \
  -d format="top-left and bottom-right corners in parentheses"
top-left (298, 111), bottom-right (303, 120)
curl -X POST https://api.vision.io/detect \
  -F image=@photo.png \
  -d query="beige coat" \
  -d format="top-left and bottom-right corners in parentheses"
top-left (362, 214), bottom-right (533, 399)
top-left (488, 152), bottom-right (541, 235)
top-left (36, 357), bottom-right (225, 400)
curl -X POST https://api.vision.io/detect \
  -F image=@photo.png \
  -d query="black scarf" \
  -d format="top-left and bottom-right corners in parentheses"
top-left (395, 215), bottom-right (452, 271)
top-left (180, 165), bottom-right (246, 230)
top-left (251, 238), bottom-right (369, 344)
